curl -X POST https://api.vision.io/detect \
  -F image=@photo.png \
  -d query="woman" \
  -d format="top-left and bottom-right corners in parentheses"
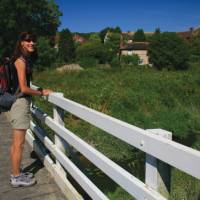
top-left (10, 32), bottom-right (52, 187)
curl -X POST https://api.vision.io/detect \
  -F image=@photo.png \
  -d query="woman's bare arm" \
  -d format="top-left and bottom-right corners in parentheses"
top-left (15, 59), bottom-right (52, 96)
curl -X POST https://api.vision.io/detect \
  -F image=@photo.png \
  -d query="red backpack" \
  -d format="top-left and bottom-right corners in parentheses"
top-left (0, 60), bottom-right (17, 112)
top-left (0, 63), bottom-right (10, 93)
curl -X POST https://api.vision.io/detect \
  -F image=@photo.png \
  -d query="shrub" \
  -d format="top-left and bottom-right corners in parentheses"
top-left (110, 56), bottom-right (121, 68)
top-left (120, 55), bottom-right (139, 65)
top-left (78, 57), bottom-right (98, 68)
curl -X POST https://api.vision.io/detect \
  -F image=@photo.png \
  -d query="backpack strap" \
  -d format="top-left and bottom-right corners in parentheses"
top-left (9, 57), bottom-right (23, 97)
top-left (4, 63), bottom-right (11, 91)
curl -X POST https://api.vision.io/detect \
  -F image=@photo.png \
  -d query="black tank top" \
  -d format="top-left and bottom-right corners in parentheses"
top-left (12, 55), bottom-right (33, 95)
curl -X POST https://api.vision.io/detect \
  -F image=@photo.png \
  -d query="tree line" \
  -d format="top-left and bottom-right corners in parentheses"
top-left (1, 0), bottom-right (200, 71)
top-left (59, 27), bottom-right (200, 71)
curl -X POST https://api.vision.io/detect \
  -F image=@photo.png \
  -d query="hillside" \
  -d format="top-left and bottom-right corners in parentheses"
top-left (33, 63), bottom-right (200, 199)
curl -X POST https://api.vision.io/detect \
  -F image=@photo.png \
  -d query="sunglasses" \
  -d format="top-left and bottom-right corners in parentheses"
top-left (23, 38), bottom-right (37, 43)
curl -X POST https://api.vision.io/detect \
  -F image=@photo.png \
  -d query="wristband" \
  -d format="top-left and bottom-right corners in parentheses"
top-left (38, 87), bottom-right (43, 96)
top-left (39, 90), bottom-right (43, 96)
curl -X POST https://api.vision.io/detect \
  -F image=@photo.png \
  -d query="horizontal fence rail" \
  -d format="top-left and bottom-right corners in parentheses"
top-left (31, 107), bottom-right (166, 200)
top-left (29, 121), bottom-right (109, 200)
top-left (47, 93), bottom-right (200, 180)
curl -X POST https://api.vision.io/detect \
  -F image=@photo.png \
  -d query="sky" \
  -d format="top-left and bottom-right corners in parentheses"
top-left (54, 0), bottom-right (200, 33)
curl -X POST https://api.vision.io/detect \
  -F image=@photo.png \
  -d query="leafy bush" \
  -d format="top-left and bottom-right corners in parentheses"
top-left (120, 55), bottom-right (139, 65)
top-left (148, 32), bottom-right (190, 70)
top-left (78, 57), bottom-right (98, 68)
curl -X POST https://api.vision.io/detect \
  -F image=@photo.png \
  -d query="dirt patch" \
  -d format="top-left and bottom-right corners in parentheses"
top-left (56, 64), bottom-right (83, 73)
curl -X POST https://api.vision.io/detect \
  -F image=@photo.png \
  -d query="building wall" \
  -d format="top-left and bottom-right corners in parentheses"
top-left (121, 50), bottom-right (149, 65)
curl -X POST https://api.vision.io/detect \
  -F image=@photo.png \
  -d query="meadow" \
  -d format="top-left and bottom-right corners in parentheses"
top-left (33, 63), bottom-right (200, 200)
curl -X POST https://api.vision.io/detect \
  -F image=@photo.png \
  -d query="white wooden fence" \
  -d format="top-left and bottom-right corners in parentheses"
top-left (26, 86), bottom-right (200, 200)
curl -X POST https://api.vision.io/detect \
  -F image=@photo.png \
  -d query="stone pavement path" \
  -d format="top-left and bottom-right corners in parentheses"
top-left (0, 113), bottom-right (66, 200)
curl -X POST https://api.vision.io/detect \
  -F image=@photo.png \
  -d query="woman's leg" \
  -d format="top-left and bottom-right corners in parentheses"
top-left (10, 129), bottom-right (26, 176)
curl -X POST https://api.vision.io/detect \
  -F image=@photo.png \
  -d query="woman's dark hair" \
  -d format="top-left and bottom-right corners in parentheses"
top-left (13, 31), bottom-right (38, 62)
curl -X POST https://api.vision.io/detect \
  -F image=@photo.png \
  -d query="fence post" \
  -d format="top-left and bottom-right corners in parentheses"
top-left (53, 93), bottom-right (70, 175)
top-left (145, 129), bottom-right (172, 198)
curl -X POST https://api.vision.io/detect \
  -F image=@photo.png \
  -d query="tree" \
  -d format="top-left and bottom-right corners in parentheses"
top-left (35, 37), bottom-right (57, 71)
top-left (146, 28), bottom-right (161, 42)
top-left (76, 41), bottom-right (109, 67)
top-left (58, 29), bottom-right (75, 63)
top-left (0, 0), bottom-right (62, 58)
top-left (148, 32), bottom-right (190, 70)
top-left (105, 32), bottom-right (121, 58)
top-left (99, 26), bottom-right (122, 43)
top-left (114, 26), bottom-right (122, 33)
top-left (99, 27), bottom-right (111, 43)
top-left (133, 29), bottom-right (146, 41)
top-left (155, 28), bottom-right (161, 35)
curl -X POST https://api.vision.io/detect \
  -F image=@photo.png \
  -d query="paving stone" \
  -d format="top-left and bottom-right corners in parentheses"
top-left (0, 113), bottom-right (66, 200)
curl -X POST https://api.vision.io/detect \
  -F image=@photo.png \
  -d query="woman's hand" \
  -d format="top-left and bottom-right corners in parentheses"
top-left (42, 89), bottom-right (53, 96)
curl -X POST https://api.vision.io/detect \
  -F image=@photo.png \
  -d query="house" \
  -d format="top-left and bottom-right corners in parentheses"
top-left (120, 42), bottom-right (149, 65)
top-left (73, 34), bottom-right (87, 44)
top-left (118, 31), bottom-right (153, 65)
top-left (104, 31), bottom-right (150, 65)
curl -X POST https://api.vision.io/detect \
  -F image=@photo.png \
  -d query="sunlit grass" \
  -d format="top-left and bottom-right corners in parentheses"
top-left (33, 63), bottom-right (200, 199)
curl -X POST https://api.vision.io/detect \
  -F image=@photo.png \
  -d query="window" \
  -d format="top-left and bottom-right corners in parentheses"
top-left (139, 58), bottom-right (144, 65)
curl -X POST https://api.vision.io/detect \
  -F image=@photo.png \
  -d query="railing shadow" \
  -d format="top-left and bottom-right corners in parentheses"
top-left (174, 130), bottom-right (199, 148)
top-left (66, 149), bottom-right (145, 199)
top-left (22, 151), bottom-right (44, 175)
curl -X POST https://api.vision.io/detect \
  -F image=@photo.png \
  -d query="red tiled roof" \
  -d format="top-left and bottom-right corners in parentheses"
top-left (177, 31), bottom-right (192, 40)
top-left (73, 34), bottom-right (87, 43)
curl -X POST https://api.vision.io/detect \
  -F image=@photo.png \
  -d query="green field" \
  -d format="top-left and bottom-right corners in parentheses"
top-left (33, 63), bottom-right (200, 200)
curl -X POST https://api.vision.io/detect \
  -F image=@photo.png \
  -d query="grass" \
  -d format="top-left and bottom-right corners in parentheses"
top-left (33, 63), bottom-right (200, 199)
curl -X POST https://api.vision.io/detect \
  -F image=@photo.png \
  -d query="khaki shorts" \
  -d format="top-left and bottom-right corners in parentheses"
top-left (9, 97), bottom-right (31, 130)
